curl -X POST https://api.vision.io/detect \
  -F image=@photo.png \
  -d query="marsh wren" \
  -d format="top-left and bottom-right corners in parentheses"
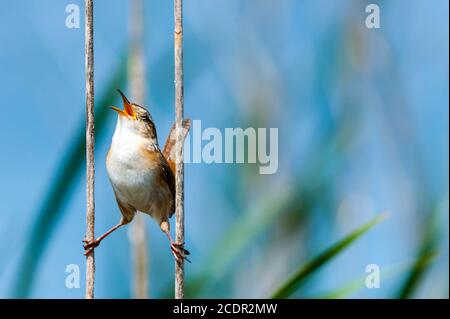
top-left (83, 89), bottom-right (191, 263)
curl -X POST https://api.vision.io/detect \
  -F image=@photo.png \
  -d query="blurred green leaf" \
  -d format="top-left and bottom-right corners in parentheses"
top-left (11, 57), bottom-right (128, 298)
top-left (311, 256), bottom-right (437, 299)
top-left (397, 250), bottom-right (438, 299)
top-left (312, 276), bottom-right (366, 299)
top-left (184, 186), bottom-right (302, 297)
top-left (271, 214), bottom-right (387, 299)
top-left (396, 205), bottom-right (440, 299)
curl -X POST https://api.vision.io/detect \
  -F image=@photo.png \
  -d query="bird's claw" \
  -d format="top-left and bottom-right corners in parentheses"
top-left (171, 242), bottom-right (191, 263)
top-left (82, 239), bottom-right (100, 256)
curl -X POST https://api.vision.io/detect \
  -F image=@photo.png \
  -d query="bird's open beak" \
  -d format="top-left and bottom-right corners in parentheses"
top-left (110, 89), bottom-right (136, 119)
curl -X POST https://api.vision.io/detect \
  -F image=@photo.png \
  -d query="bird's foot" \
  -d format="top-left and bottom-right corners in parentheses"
top-left (171, 242), bottom-right (191, 263)
top-left (83, 239), bottom-right (100, 256)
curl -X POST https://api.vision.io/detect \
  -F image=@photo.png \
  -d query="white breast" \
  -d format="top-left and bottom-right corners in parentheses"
top-left (106, 117), bottom-right (158, 213)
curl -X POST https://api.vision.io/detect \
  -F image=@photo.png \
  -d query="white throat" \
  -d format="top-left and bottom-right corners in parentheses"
top-left (112, 115), bottom-right (158, 152)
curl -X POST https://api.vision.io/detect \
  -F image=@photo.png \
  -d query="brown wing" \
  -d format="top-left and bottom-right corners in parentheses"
top-left (159, 151), bottom-right (176, 216)
top-left (162, 118), bottom-right (192, 175)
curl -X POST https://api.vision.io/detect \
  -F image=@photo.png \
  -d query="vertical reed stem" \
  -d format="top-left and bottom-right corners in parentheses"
top-left (129, 0), bottom-right (149, 299)
top-left (174, 0), bottom-right (185, 299)
top-left (84, 0), bottom-right (95, 299)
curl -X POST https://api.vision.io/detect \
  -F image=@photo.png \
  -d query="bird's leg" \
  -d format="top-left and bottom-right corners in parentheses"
top-left (160, 221), bottom-right (190, 263)
top-left (83, 222), bottom-right (124, 256)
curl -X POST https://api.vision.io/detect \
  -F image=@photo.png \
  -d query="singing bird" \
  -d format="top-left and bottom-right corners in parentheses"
top-left (83, 89), bottom-right (191, 263)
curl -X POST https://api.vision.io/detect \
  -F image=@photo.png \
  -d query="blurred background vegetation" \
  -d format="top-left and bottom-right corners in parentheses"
top-left (0, 0), bottom-right (448, 298)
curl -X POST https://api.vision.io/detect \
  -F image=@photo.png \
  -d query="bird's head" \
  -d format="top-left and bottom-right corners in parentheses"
top-left (110, 89), bottom-right (158, 140)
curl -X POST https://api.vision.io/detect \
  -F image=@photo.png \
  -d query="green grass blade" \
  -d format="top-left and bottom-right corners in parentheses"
top-left (11, 58), bottom-right (128, 298)
top-left (271, 214), bottom-right (387, 299)
top-left (311, 254), bottom-right (437, 299)
top-left (396, 206), bottom-right (440, 298)
top-left (313, 277), bottom-right (366, 299)
top-left (397, 250), bottom-right (438, 299)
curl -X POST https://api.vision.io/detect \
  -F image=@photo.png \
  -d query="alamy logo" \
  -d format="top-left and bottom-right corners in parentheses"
top-left (183, 120), bottom-right (278, 175)
top-left (65, 264), bottom-right (80, 289)
top-left (365, 264), bottom-right (381, 288)
top-left (365, 4), bottom-right (381, 29)
top-left (65, 4), bottom-right (80, 29)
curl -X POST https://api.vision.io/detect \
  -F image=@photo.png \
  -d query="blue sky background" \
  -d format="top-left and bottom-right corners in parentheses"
top-left (0, 0), bottom-right (448, 298)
